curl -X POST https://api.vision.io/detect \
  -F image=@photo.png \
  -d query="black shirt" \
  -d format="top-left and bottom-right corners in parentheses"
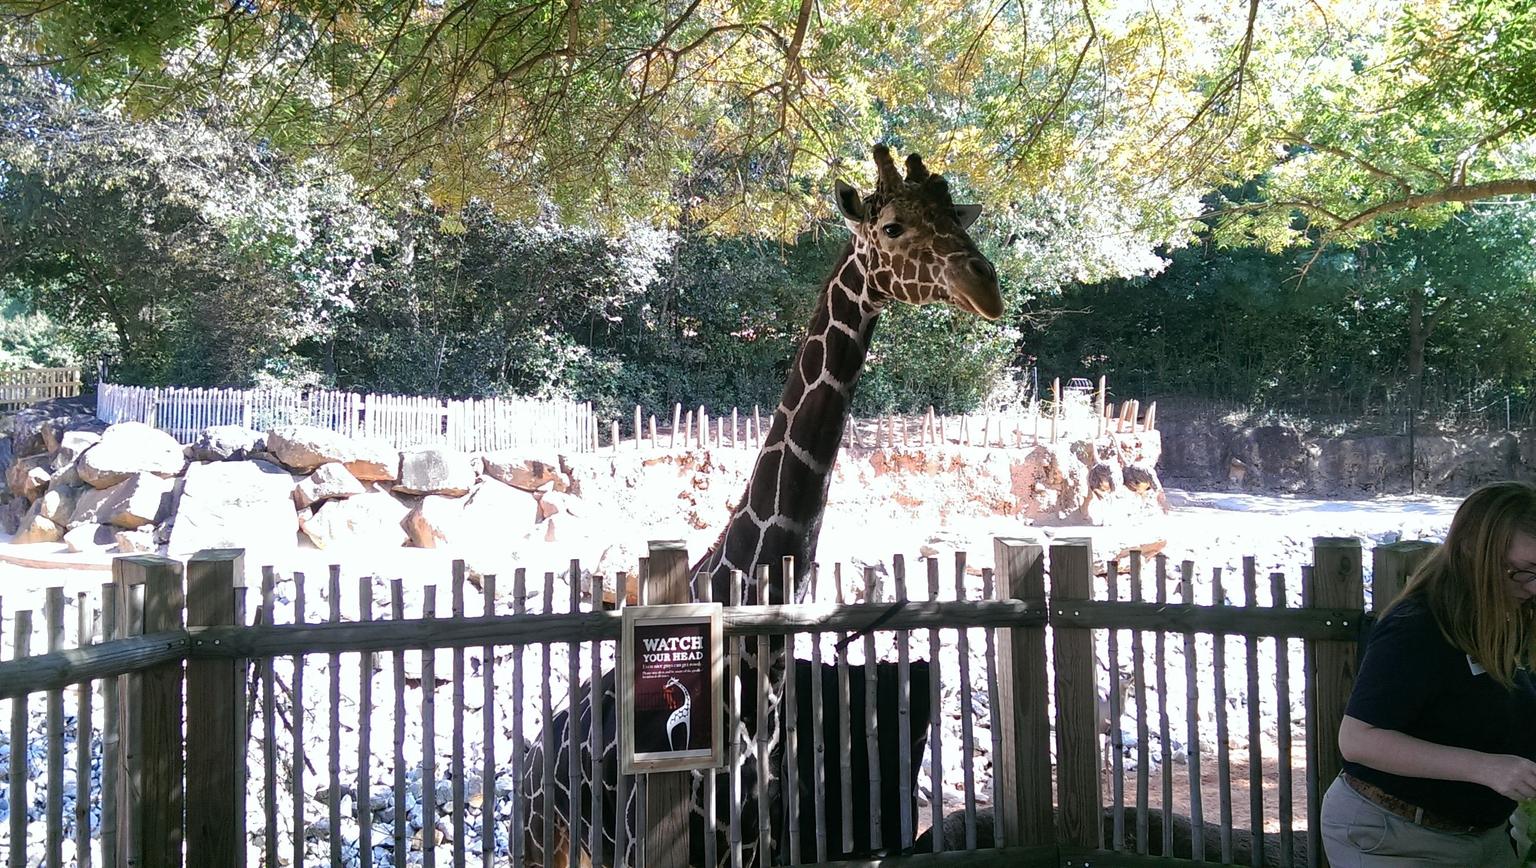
top-left (1343, 596), bottom-right (1536, 827)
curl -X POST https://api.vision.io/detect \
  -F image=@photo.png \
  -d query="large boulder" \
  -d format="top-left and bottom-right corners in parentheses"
top-left (0, 495), bottom-right (29, 535)
top-left (70, 473), bottom-right (174, 529)
top-left (301, 490), bottom-right (411, 549)
top-left (481, 451), bottom-right (566, 492)
top-left (7, 454), bottom-right (52, 499)
top-left (293, 462), bottom-right (365, 509)
top-left (266, 426), bottom-right (355, 474)
top-left (63, 523), bottom-right (117, 554)
top-left (345, 439), bottom-right (399, 483)
top-left (461, 477), bottom-right (540, 532)
top-left (166, 460), bottom-right (301, 557)
top-left (395, 447), bottom-right (474, 497)
top-left (78, 422), bottom-right (186, 489)
top-left (186, 425), bottom-right (266, 462)
top-left (404, 494), bottom-right (467, 548)
top-left (12, 513), bottom-right (64, 544)
top-left (33, 485), bottom-right (79, 527)
top-left (50, 431), bottom-right (101, 472)
top-left (10, 397), bottom-right (101, 459)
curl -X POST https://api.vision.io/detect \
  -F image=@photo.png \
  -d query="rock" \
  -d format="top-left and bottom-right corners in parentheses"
top-left (7, 454), bottom-right (51, 498)
top-left (78, 422), bottom-right (185, 489)
top-left (395, 447), bottom-right (474, 497)
top-left (404, 495), bottom-right (467, 548)
top-left (114, 528), bottom-right (157, 554)
top-left (51, 462), bottom-right (81, 488)
top-left (480, 452), bottom-right (565, 492)
top-left (0, 496), bottom-right (29, 535)
top-left (49, 431), bottom-right (100, 472)
top-left (10, 397), bottom-right (100, 459)
top-left (294, 462), bottom-right (365, 509)
top-left (166, 460), bottom-right (300, 557)
top-left (346, 439), bottom-right (399, 483)
top-left (32, 486), bottom-right (79, 526)
top-left (266, 425), bottom-right (355, 474)
top-left (301, 490), bottom-right (411, 550)
top-left (13, 513), bottom-right (63, 544)
top-left (461, 478), bottom-right (539, 533)
top-left (63, 523), bottom-right (116, 554)
top-left (186, 425), bottom-right (266, 462)
top-left (70, 474), bottom-right (174, 529)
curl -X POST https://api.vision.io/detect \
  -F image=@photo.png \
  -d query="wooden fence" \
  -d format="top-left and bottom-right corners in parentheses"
top-left (95, 383), bottom-right (598, 452)
top-left (0, 367), bottom-right (82, 412)
top-left (0, 536), bottom-right (1414, 868)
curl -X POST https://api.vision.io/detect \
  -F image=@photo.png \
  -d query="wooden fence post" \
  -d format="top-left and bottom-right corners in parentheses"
top-left (186, 550), bottom-right (246, 867)
top-left (113, 554), bottom-right (185, 868)
top-left (1049, 537), bottom-right (1100, 848)
top-left (993, 538), bottom-right (1053, 847)
top-left (1307, 537), bottom-right (1365, 868)
top-left (643, 540), bottom-right (693, 868)
top-left (1369, 540), bottom-right (1435, 613)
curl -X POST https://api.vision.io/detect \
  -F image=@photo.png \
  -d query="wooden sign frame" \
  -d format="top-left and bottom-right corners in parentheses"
top-left (619, 603), bottom-right (725, 774)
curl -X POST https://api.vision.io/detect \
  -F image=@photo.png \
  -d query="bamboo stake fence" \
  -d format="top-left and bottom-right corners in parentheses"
top-left (0, 535), bottom-right (1407, 868)
top-left (0, 368), bottom-right (82, 412)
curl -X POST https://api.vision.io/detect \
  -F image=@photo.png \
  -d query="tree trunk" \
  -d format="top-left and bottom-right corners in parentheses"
top-left (1405, 284), bottom-right (1428, 495)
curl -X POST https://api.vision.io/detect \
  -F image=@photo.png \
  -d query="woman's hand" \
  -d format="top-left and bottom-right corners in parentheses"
top-left (1477, 754), bottom-right (1536, 801)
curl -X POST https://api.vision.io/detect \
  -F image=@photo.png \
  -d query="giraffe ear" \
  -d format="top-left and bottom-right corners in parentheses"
top-left (954, 204), bottom-right (982, 230)
top-left (834, 180), bottom-right (866, 224)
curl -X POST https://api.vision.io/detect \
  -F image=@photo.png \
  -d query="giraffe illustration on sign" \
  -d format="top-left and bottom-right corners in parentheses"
top-left (520, 144), bottom-right (1003, 867)
top-left (664, 676), bottom-right (692, 751)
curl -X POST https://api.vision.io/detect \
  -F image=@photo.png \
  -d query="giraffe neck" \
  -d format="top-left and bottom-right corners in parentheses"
top-left (697, 242), bottom-right (880, 605)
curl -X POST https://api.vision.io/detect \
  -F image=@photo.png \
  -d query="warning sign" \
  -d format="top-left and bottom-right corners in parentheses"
top-left (620, 604), bottom-right (723, 773)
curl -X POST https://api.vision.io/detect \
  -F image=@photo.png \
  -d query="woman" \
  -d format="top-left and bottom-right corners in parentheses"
top-left (1322, 480), bottom-right (1536, 866)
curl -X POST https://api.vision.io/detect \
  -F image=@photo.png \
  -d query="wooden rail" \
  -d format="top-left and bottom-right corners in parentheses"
top-left (0, 367), bottom-right (81, 411)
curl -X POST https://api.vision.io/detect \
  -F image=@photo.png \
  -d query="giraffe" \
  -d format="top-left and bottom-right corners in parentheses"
top-left (520, 144), bottom-right (1002, 867)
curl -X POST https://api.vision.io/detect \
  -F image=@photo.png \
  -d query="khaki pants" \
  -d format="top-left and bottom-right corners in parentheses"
top-left (1321, 776), bottom-right (1518, 867)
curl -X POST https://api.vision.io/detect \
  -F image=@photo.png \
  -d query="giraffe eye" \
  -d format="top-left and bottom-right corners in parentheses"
top-left (882, 223), bottom-right (904, 238)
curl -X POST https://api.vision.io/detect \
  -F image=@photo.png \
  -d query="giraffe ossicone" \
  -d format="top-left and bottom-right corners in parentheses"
top-left (521, 145), bottom-right (1002, 867)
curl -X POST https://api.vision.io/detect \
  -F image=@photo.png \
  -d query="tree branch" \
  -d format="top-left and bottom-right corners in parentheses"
top-left (1334, 179), bottom-right (1536, 233)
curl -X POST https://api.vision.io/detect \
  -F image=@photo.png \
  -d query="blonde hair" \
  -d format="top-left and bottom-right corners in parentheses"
top-left (1389, 480), bottom-right (1536, 689)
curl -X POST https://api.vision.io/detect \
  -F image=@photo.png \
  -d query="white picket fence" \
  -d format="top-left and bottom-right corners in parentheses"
top-left (96, 383), bottom-right (597, 452)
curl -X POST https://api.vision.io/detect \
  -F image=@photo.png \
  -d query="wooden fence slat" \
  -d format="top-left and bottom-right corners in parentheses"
top-left (133, 555), bottom-right (185, 868)
top-left (615, 568), bottom-right (633, 868)
top-left (1308, 538), bottom-right (1365, 868)
top-left (981, 567), bottom-right (1006, 848)
top-left (1107, 560), bottom-right (1126, 851)
top-left (261, 569), bottom-right (278, 866)
top-left (1130, 553), bottom-right (1149, 856)
top-left (75, 595), bottom-right (95, 868)
top-left (1179, 561), bottom-right (1205, 861)
top-left (393, 579), bottom-right (408, 868)
top-left (1272, 571), bottom-right (1294, 868)
top-left (728, 569), bottom-right (744, 868)
top-left (862, 566), bottom-right (883, 853)
top-left (329, 566), bottom-right (344, 868)
top-left (1244, 558), bottom-right (1265, 868)
top-left (1213, 567), bottom-right (1233, 864)
top-left (808, 565), bottom-right (828, 864)
top-left (360, 576), bottom-right (375, 868)
top-left (510, 569), bottom-right (527, 868)
top-left (1049, 538), bottom-right (1099, 848)
top-left (422, 584), bottom-right (439, 867)
top-left (954, 556), bottom-right (978, 850)
top-left (483, 573), bottom-right (498, 868)
top-left (927, 556), bottom-right (947, 854)
top-left (45, 588), bottom-right (64, 868)
top-left (587, 567), bottom-right (605, 868)
top-left (293, 570), bottom-right (308, 868)
top-left (834, 565), bottom-right (853, 857)
top-left (187, 550), bottom-right (244, 867)
top-left (1155, 556), bottom-right (1174, 858)
top-left (644, 541), bottom-right (692, 868)
top-left (452, 562), bottom-right (468, 868)
top-left (757, 565), bottom-right (775, 859)
top-left (9, 610), bottom-right (31, 868)
top-left (894, 555), bottom-right (914, 852)
top-left (565, 559), bottom-right (582, 868)
top-left (540, 570), bottom-right (556, 863)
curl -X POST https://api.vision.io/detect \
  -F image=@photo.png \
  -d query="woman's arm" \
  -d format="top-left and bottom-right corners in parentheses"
top-left (1340, 714), bottom-right (1536, 800)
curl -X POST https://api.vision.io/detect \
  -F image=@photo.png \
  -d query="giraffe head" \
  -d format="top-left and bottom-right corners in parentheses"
top-left (834, 144), bottom-right (1003, 320)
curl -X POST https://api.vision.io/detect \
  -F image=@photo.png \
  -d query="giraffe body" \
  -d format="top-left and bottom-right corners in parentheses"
top-left (521, 145), bottom-right (1001, 867)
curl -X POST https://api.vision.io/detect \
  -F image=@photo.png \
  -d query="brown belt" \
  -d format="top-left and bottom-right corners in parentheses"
top-left (1340, 772), bottom-right (1500, 835)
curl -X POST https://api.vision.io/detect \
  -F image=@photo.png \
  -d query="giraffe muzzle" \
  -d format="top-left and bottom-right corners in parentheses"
top-left (951, 257), bottom-right (1004, 320)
